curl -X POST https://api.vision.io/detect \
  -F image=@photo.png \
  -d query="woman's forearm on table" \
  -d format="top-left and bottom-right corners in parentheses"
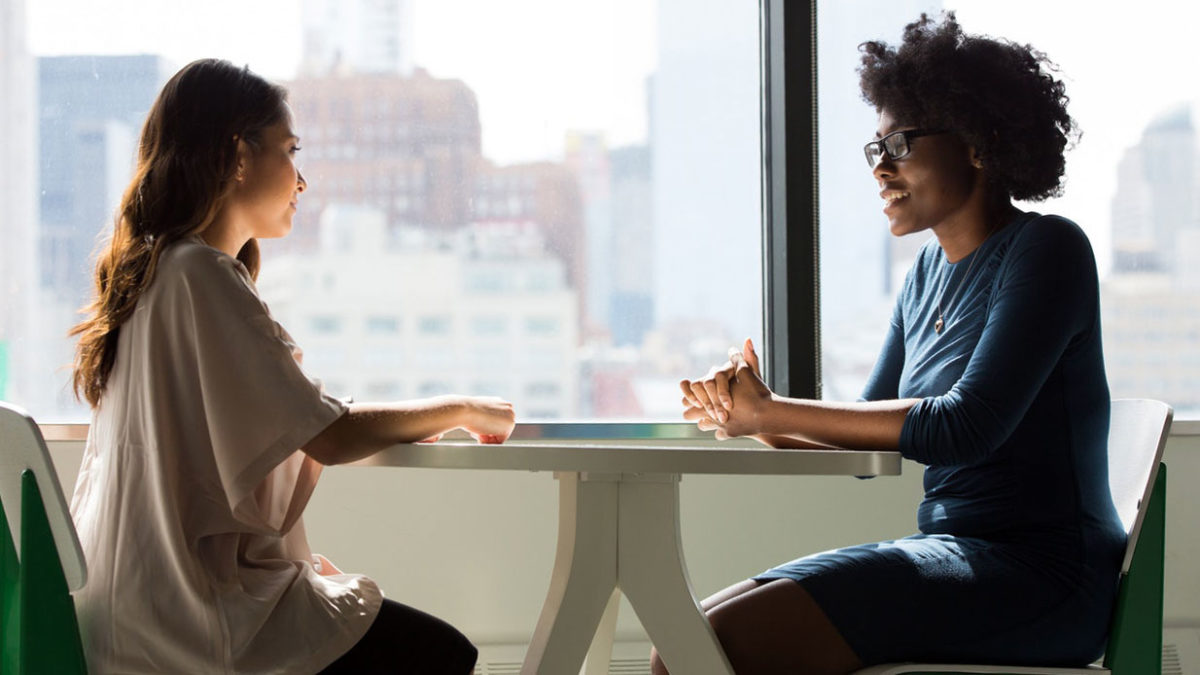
top-left (755, 397), bottom-right (920, 451)
top-left (303, 397), bottom-right (474, 465)
top-left (750, 433), bottom-right (836, 450)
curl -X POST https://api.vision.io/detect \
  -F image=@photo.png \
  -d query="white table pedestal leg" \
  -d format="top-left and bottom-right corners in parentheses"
top-left (581, 587), bottom-right (621, 675)
top-left (617, 474), bottom-right (735, 675)
top-left (523, 472), bottom-right (620, 675)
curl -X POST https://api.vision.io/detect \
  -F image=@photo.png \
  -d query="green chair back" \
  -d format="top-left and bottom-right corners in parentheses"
top-left (1102, 462), bottom-right (1166, 673)
top-left (0, 401), bottom-right (88, 674)
top-left (2, 486), bottom-right (20, 672)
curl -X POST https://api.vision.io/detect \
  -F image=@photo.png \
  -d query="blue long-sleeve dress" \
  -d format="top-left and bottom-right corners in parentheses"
top-left (754, 212), bottom-right (1126, 666)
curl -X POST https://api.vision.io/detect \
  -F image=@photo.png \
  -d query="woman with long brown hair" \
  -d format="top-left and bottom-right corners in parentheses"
top-left (69, 58), bottom-right (514, 674)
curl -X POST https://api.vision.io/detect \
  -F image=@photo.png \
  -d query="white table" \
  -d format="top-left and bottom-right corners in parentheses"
top-left (352, 441), bottom-right (901, 675)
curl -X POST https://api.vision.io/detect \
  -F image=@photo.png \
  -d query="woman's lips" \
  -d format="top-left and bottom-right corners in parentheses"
top-left (881, 189), bottom-right (909, 213)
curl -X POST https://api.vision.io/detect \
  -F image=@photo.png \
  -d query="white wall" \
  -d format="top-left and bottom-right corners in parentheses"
top-left (47, 429), bottom-right (1200, 646)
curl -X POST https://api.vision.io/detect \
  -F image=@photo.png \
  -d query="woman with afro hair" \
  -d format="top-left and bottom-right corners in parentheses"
top-left (665, 12), bottom-right (1124, 675)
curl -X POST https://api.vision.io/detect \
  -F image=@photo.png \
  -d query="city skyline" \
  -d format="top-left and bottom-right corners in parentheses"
top-left (10, 0), bottom-right (759, 423)
top-left (7, 1), bottom-right (1200, 420)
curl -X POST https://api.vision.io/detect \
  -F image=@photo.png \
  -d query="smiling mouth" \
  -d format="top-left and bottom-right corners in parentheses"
top-left (882, 191), bottom-right (910, 207)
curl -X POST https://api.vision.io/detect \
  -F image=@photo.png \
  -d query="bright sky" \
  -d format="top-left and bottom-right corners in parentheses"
top-left (26, 0), bottom-right (657, 164)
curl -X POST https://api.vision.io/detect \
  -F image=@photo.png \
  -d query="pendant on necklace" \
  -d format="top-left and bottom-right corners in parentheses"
top-left (935, 316), bottom-right (944, 334)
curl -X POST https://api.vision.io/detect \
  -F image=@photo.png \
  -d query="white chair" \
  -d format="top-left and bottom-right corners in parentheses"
top-left (853, 398), bottom-right (1173, 675)
top-left (1, 400), bottom-right (89, 673)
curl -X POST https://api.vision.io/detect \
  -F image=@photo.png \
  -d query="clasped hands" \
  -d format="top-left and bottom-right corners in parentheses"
top-left (679, 338), bottom-right (774, 439)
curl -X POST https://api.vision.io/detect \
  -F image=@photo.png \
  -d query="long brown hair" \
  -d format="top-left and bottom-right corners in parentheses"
top-left (71, 59), bottom-right (288, 407)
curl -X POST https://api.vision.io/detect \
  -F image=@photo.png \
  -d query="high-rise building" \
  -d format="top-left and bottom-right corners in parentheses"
top-left (608, 144), bottom-right (654, 346)
top-left (287, 69), bottom-right (589, 260)
top-left (282, 69), bottom-right (587, 340)
top-left (257, 205), bottom-right (579, 419)
top-left (1102, 276), bottom-right (1200, 410)
top-left (564, 131), bottom-right (612, 331)
top-left (31, 55), bottom-right (168, 418)
top-left (473, 160), bottom-right (586, 303)
top-left (561, 134), bottom-right (654, 346)
top-left (38, 54), bottom-right (170, 307)
top-left (0, 0), bottom-right (37, 405)
top-left (1104, 103), bottom-right (1200, 413)
top-left (1110, 105), bottom-right (1199, 275)
top-left (286, 69), bottom-right (482, 245)
top-left (652, 0), bottom-right (760, 338)
top-left (300, 0), bottom-right (415, 76)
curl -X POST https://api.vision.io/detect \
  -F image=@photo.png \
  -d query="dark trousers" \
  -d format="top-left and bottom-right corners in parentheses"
top-left (320, 598), bottom-right (478, 674)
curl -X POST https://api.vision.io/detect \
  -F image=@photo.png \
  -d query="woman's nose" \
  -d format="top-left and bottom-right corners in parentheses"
top-left (872, 157), bottom-right (896, 181)
top-left (297, 171), bottom-right (307, 193)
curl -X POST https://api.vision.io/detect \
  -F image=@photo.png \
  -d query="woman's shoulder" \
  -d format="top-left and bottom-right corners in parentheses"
top-left (156, 237), bottom-right (252, 291)
top-left (160, 237), bottom-right (244, 274)
top-left (992, 212), bottom-right (1100, 289)
top-left (149, 237), bottom-right (262, 317)
top-left (1005, 212), bottom-right (1094, 257)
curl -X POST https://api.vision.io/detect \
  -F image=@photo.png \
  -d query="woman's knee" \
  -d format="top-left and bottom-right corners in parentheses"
top-left (444, 627), bottom-right (478, 674)
top-left (706, 603), bottom-right (758, 669)
top-left (368, 599), bottom-right (478, 674)
top-left (704, 581), bottom-right (862, 675)
top-left (411, 613), bottom-right (476, 674)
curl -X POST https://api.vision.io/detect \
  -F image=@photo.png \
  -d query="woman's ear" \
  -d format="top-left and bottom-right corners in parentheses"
top-left (969, 146), bottom-right (984, 169)
top-left (233, 136), bottom-right (250, 183)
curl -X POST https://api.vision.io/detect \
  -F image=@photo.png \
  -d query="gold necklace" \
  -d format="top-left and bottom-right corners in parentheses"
top-left (934, 248), bottom-right (980, 334)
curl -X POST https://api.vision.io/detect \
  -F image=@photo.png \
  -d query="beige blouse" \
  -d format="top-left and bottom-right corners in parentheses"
top-left (70, 238), bottom-right (380, 674)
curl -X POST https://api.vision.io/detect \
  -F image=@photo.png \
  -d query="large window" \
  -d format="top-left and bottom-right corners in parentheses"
top-left (817, 0), bottom-right (1200, 417)
top-left (7, 0), bottom-right (1196, 425)
top-left (4, 0), bottom-right (762, 423)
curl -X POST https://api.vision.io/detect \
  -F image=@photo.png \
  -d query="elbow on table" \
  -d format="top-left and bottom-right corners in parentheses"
top-left (301, 432), bottom-right (344, 465)
top-left (302, 411), bottom-right (367, 465)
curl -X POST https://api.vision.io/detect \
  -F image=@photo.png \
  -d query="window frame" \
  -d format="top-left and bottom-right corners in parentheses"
top-left (762, 0), bottom-right (821, 401)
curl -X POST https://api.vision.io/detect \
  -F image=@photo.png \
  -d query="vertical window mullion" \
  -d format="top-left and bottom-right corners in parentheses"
top-left (762, 0), bottom-right (821, 399)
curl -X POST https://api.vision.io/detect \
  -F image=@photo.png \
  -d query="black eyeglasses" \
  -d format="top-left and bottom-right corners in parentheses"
top-left (863, 128), bottom-right (947, 168)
